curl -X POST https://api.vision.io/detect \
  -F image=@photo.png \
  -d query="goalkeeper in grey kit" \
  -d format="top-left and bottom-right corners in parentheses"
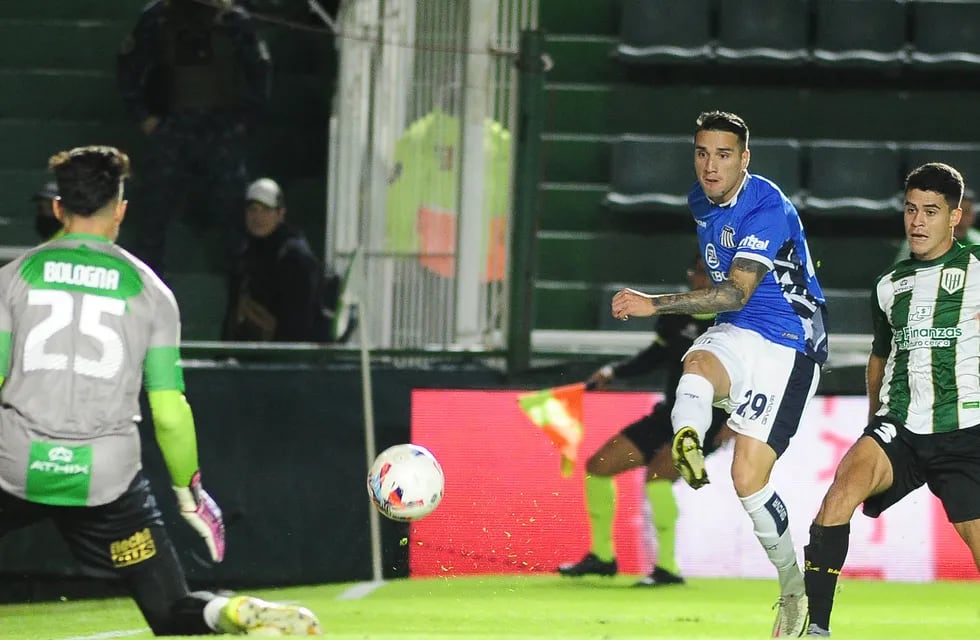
top-left (0, 146), bottom-right (321, 635)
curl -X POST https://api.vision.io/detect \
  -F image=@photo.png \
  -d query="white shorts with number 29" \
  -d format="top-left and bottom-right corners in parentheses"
top-left (684, 323), bottom-right (821, 457)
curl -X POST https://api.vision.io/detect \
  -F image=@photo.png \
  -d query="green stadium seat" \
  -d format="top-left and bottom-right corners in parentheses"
top-left (0, 70), bottom-right (124, 121)
top-left (813, 0), bottom-right (908, 68)
top-left (604, 136), bottom-right (694, 214)
top-left (0, 0), bottom-right (141, 21)
top-left (534, 281), bottom-right (597, 331)
top-left (168, 272), bottom-right (228, 341)
top-left (804, 141), bottom-right (903, 216)
top-left (823, 288), bottom-right (873, 334)
top-left (716, 0), bottom-right (809, 65)
top-left (903, 143), bottom-right (980, 195)
top-left (0, 21), bottom-right (126, 71)
top-left (614, 0), bottom-right (713, 65)
top-left (910, 1), bottom-right (980, 69)
top-left (0, 120), bottom-right (141, 171)
top-left (748, 138), bottom-right (804, 205)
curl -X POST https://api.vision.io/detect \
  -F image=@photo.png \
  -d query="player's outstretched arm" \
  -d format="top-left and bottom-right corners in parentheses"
top-left (148, 389), bottom-right (226, 563)
top-left (611, 257), bottom-right (766, 319)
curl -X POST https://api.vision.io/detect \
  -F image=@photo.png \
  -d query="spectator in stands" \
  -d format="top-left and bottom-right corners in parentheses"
top-left (31, 180), bottom-right (64, 242)
top-left (893, 187), bottom-right (978, 263)
top-left (223, 178), bottom-right (338, 342)
top-left (117, 0), bottom-right (271, 276)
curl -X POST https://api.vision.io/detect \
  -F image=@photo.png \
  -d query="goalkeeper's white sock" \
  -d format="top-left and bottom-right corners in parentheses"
top-left (203, 596), bottom-right (231, 632)
top-left (670, 373), bottom-right (715, 441)
top-left (740, 483), bottom-right (804, 596)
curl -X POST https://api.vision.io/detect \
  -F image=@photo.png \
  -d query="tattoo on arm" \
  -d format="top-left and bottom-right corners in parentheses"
top-left (650, 257), bottom-right (769, 315)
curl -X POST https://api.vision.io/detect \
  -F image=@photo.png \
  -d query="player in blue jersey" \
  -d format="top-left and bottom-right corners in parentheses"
top-left (612, 111), bottom-right (828, 637)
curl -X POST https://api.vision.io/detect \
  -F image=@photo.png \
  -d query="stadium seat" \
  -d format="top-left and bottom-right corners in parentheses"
top-left (903, 143), bottom-right (980, 194)
top-left (748, 138), bottom-right (804, 205)
top-left (823, 288), bottom-right (873, 335)
top-left (812, 0), bottom-right (908, 68)
top-left (910, 1), bottom-right (980, 69)
top-left (804, 141), bottom-right (903, 216)
top-left (615, 0), bottom-right (713, 64)
top-left (716, 0), bottom-right (809, 65)
top-left (604, 136), bottom-right (694, 214)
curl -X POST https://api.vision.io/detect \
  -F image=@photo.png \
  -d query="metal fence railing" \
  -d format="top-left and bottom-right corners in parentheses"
top-left (326, 0), bottom-right (538, 351)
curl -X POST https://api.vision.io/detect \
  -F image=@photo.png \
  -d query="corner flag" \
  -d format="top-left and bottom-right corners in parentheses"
top-left (517, 383), bottom-right (586, 477)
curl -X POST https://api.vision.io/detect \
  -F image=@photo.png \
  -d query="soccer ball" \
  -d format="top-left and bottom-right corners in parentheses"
top-left (366, 444), bottom-right (444, 522)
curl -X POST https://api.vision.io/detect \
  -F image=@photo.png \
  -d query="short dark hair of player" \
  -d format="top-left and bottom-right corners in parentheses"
top-left (48, 145), bottom-right (131, 217)
top-left (695, 111), bottom-right (749, 151)
top-left (905, 162), bottom-right (965, 211)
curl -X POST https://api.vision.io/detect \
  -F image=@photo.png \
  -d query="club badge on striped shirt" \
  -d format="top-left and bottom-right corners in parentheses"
top-left (720, 225), bottom-right (736, 249)
top-left (941, 268), bottom-right (965, 294)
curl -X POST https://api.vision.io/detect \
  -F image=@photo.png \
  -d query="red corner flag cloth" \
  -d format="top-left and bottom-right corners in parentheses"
top-left (517, 382), bottom-right (585, 477)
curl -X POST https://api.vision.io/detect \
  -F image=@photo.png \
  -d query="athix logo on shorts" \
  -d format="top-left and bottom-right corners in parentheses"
top-left (737, 234), bottom-right (770, 251)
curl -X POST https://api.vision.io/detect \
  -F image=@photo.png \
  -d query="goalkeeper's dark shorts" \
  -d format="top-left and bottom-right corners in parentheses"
top-left (622, 401), bottom-right (730, 465)
top-left (0, 470), bottom-right (176, 578)
top-left (862, 417), bottom-right (980, 524)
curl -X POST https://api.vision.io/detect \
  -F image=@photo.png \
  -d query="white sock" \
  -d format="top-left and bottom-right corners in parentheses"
top-left (670, 373), bottom-right (715, 441)
top-left (739, 483), bottom-right (804, 596)
top-left (203, 595), bottom-right (231, 632)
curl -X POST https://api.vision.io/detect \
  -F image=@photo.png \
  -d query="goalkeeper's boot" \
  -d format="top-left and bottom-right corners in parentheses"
top-left (805, 623), bottom-right (831, 637)
top-left (634, 565), bottom-right (685, 587)
top-left (771, 593), bottom-right (808, 637)
top-left (219, 595), bottom-right (323, 636)
top-left (671, 426), bottom-right (709, 489)
top-left (557, 552), bottom-right (618, 577)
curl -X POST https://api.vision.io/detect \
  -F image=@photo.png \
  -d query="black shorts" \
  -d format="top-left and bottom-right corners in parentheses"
top-left (0, 471), bottom-right (171, 578)
top-left (862, 416), bottom-right (980, 523)
top-left (622, 401), bottom-right (730, 465)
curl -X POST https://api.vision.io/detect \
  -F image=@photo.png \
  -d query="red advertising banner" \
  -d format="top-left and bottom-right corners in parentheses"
top-left (409, 390), bottom-right (979, 582)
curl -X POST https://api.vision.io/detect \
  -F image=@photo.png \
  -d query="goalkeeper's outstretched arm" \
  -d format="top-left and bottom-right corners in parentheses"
top-left (148, 389), bottom-right (226, 563)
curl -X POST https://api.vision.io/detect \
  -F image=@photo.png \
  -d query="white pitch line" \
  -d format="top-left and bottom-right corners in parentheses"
top-left (60, 629), bottom-right (147, 640)
top-left (336, 580), bottom-right (386, 600)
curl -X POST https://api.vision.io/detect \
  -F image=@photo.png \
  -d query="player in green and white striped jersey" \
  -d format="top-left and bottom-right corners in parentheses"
top-left (0, 146), bottom-right (321, 636)
top-left (803, 163), bottom-right (980, 637)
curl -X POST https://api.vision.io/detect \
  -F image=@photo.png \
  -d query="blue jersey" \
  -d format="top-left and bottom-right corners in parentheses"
top-left (688, 174), bottom-right (829, 364)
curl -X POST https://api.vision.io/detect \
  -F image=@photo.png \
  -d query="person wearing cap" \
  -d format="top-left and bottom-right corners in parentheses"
top-left (31, 181), bottom-right (65, 242)
top-left (223, 178), bottom-right (329, 341)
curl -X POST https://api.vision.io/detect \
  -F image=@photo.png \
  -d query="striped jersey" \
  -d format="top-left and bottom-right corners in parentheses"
top-left (872, 242), bottom-right (980, 434)
top-left (689, 174), bottom-right (829, 364)
top-left (0, 234), bottom-right (185, 506)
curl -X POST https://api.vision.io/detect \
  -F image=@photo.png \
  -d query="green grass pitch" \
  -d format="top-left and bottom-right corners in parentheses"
top-left (1, 575), bottom-right (978, 639)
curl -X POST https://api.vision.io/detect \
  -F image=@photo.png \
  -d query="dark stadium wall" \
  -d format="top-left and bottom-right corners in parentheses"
top-left (0, 365), bottom-right (503, 601)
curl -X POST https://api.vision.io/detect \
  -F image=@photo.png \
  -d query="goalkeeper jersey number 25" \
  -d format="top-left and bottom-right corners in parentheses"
top-left (0, 234), bottom-right (185, 507)
top-left (872, 242), bottom-right (980, 434)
